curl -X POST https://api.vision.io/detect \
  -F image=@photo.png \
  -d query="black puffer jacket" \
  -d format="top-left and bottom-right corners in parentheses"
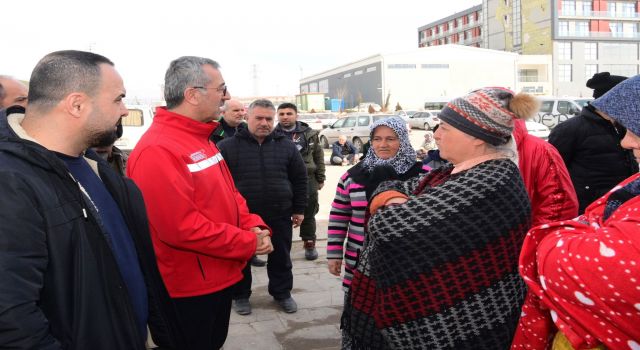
top-left (549, 105), bottom-right (639, 212)
top-left (0, 111), bottom-right (185, 350)
top-left (217, 125), bottom-right (308, 219)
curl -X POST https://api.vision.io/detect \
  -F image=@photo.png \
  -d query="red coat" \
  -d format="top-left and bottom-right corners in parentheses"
top-left (127, 108), bottom-right (266, 298)
top-left (514, 120), bottom-right (578, 227)
top-left (512, 173), bottom-right (640, 349)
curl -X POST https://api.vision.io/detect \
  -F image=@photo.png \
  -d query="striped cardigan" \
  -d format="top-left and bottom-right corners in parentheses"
top-left (327, 162), bottom-right (429, 291)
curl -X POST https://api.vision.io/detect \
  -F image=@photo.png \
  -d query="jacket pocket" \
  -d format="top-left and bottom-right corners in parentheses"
top-left (196, 256), bottom-right (206, 280)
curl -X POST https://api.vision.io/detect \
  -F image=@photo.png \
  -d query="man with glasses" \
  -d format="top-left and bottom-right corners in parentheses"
top-left (275, 103), bottom-right (325, 261)
top-left (127, 56), bottom-right (273, 350)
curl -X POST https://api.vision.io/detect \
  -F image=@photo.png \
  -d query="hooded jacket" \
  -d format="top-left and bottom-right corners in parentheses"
top-left (127, 107), bottom-right (266, 298)
top-left (0, 111), bottom-right (185, 349)
top-left (513, 119), bottom-right (579, 226)
top-left (217, 125), bottom-right (308, 219)
top-left (548, 105), bottom-right (638, 212)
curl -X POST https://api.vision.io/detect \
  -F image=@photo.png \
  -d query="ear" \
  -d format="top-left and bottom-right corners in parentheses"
top-left (62, 92), bottom-right (89, 119)
top-left (183, 87), bottom-right (200, 106)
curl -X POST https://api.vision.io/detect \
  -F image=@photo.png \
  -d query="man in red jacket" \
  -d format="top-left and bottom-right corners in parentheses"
top-left (127, 56), bottom-right (273, 350)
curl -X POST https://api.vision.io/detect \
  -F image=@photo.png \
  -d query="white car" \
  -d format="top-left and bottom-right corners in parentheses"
top-left (525, 120), bottom-right (550, 140)
top-left (408, 110), bottom-right (440, 130)
top-left (115, 104), bottom-right (156, 152)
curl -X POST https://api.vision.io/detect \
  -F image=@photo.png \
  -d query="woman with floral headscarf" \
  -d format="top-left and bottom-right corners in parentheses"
top-left (327, 116), bottom-right (429, 292)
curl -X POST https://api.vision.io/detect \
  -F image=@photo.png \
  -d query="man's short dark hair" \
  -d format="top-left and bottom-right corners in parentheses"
top-left (248, 99), bottom-right (275, 112)
top-left (277, 102), bottom-right (297, 113)
top-left (28, 50), bottom-right (114, 112)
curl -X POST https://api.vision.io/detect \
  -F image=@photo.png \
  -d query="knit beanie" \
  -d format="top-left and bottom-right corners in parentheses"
top-left (438, 87), bottom-right (539, 146)
top-left (586, 72), bottom-right (627, 99)
top-left (591, 74), bottom-right (640, 136)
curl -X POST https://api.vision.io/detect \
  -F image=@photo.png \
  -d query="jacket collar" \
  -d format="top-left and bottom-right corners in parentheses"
top-left (154, 107), bottom-right (219, 138)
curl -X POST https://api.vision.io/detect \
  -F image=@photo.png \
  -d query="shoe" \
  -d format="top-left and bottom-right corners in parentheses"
top-left (250, 255), bottom-right (266, 267)
top-left (303, 240), bottom-right (318, 261)
top-left (276, 297), bottom-right (298, 313)
top-left (233, 298), bottom-right (252, 315)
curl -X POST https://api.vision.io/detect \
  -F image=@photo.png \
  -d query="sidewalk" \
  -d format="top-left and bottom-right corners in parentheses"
top-left (224, 240), bottom-right (344, 350)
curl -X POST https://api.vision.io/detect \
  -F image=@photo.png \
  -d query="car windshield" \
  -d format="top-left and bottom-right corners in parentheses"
top-left (574, 99), bottom-right (592, 108)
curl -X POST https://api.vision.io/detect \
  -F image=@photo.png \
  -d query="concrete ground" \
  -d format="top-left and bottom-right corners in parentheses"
top-left (224, 130), bottom-right (427, 349)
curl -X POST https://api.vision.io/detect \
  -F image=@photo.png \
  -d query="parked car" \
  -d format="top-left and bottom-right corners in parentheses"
top-left (533, 97), bottom-right (591, 129)
top-left (297, 113), bottom-right (325, 130)
top-left (408, 110), bottom-right (440, 130)
top-left (395, 110), bottom-right (418, 118)
top-left (319, 113), bottom-right (395, 152)
top-left (525, 120), bottom-right (550, 140)
top-left (114, 104), bottom-right (156, 152)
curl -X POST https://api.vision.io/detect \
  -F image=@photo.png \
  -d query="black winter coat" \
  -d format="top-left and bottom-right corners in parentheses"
top-left (549, 105), bottom-right (639, 212)
top-left (217, 126), bottom-right (308, 219)
top-left (0, 112), bottom-right (185, 350)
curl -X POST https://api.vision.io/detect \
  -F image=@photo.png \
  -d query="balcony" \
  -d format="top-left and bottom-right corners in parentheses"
top-left (558, 9), bottom-right (640, 19)
top-left (557, 30), bottom-right (640, 39)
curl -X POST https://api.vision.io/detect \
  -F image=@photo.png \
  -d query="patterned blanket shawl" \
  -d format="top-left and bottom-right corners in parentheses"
top-left (342, 159), bottom-right (532, 349)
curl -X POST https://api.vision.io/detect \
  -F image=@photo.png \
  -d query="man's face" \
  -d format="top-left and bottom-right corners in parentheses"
top-left (223, 100), bottom-right (246, 127)
top-left (247, 106), bottom-right (275, 141)
top-left (196, 64), bottom-right (230, 123)
top-left (0, 78), bottom-right (28, 109)
top-left (86, 64), bottom-right (129, 148)
top-left (277, 108), bottom-right (297, 128)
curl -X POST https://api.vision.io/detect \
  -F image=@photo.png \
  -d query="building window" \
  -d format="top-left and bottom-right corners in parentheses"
top-left (558, 64), bottom-right (572, 82)
top-left (558, 21), bottom-right (569, 36)
top-left (319, 79), bottom-right (329, 93)
top-left (558, 42), bottom-right (572, 59)
top-left (309, 82), bottom-right (318, 93)
top-left (584, 42), bottom-right (597, 60)
top-left (609, 2), bottom-right (636, 18)
top-left (354, 70), bottom-right (363, 76)
top-left (610, 22), bottom-right (623, 37)
top-left (576, 21), bottom-right (589, 36)
top-left (300, 85), bottom-right (309, 93)
top-left (513, 0), bottom-right (522, 47)
top-left (366, 66), bottom-right (377, 73)
top-left (343, 73), bottom-right (352, 78)
top-left (562, 0), bottom-right (576, 15)
top-left (387, 64), bottom-right (417, 69)
top-left (600, 64), bottom-right (638, 76)
top-left (576, 1), bottom-right (592, 15)
top-left (585, 64), bottom-right (598, 80)
top-left (600, 43), bottom-right (638, 60)
top-left (518, 69), bottom-right (538, 82)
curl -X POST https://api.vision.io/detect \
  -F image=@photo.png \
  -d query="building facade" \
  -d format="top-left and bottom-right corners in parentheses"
top-left (419, 0), bottom-right (640, 96)
top-left (299, 45), bottom-right (551, 111)
top-left (418, 5), bottom-right (484, 48)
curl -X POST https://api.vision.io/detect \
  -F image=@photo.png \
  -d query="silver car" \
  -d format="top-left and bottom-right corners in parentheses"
top-left (408, 110), bottom-right (440, 130)
top-left (319, 113), bottom-right (395, 151)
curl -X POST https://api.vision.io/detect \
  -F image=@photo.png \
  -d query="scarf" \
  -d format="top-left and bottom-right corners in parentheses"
top-left (361, 116), bottom-right (416, 175)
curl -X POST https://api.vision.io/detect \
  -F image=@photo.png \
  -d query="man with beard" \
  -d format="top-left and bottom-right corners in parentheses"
top-left (127, 56), bottom-right (273, 350)
top-left (0, 50), bottom-right (185, 349)
top-left (92, 118), bottom-right (127, 176)
top-left (275, 102), bottom-right (325, 260)
top-left (0, 75), bottom-right (28, 110)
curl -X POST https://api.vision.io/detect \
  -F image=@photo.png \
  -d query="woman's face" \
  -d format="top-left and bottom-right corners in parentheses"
top-left (371, 126), bottom-right (400, 160)
top-left (434, 121), bottom-right (478, 164)
top-left (620, 129), bottom-right (640, 163)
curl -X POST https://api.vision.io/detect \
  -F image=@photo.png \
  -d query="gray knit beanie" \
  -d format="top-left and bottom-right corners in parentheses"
top-left (591, 74), bottom-right (640, 136)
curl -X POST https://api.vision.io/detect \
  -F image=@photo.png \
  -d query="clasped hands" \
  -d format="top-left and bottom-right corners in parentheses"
top-left (251, 227), bottom-right (273, 255)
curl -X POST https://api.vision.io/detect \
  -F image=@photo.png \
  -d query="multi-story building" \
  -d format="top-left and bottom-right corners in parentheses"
top-left (420, 0), bottom-right (640, 96)
top-left (418, 5), bottom-right (484, 48)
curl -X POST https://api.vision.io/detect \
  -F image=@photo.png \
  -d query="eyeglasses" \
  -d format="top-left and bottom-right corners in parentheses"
top-left (192, 85), bottom-right (228, 96)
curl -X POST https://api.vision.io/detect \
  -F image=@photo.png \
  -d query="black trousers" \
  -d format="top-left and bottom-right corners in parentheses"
top-left (172, 287), bottom-right (233, 350)
top-left (300, 177), bottom-right (319, 241)
top-left (233, 215), bottom-right (293, 300)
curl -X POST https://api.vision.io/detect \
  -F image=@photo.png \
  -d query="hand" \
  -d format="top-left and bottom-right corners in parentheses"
top-left (292, 214), bottom-right (304, 228)
top-left (255, 233), bottom-right (273, 255)
top-left (249, 227), bottom-right (262, 233)
top-left (318, 182), bottom-right (325, 190)
top-left (328, 259), bottom-right (342, 276)
top-left (384, 197), bottom-right (408, 206)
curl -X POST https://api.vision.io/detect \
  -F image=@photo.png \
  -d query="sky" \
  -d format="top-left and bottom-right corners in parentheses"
top-left (2, 0), bottom-right (481, 102)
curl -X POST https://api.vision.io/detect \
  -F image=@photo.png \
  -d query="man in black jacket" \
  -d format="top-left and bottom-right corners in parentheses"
top-left (217, 99), bottom-right (308, 315)
top-left (275, 103), bottom-right (325, 261)
top-left (0, 50), bottom-right (185, 349)
top-left (549, 72), bottom-right (638, 212)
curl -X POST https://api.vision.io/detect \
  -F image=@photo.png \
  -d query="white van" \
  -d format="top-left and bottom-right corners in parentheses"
top-left (115, 104), bottom-right (156, 152)
top-left (533, 97), bottom-right (593, 129)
